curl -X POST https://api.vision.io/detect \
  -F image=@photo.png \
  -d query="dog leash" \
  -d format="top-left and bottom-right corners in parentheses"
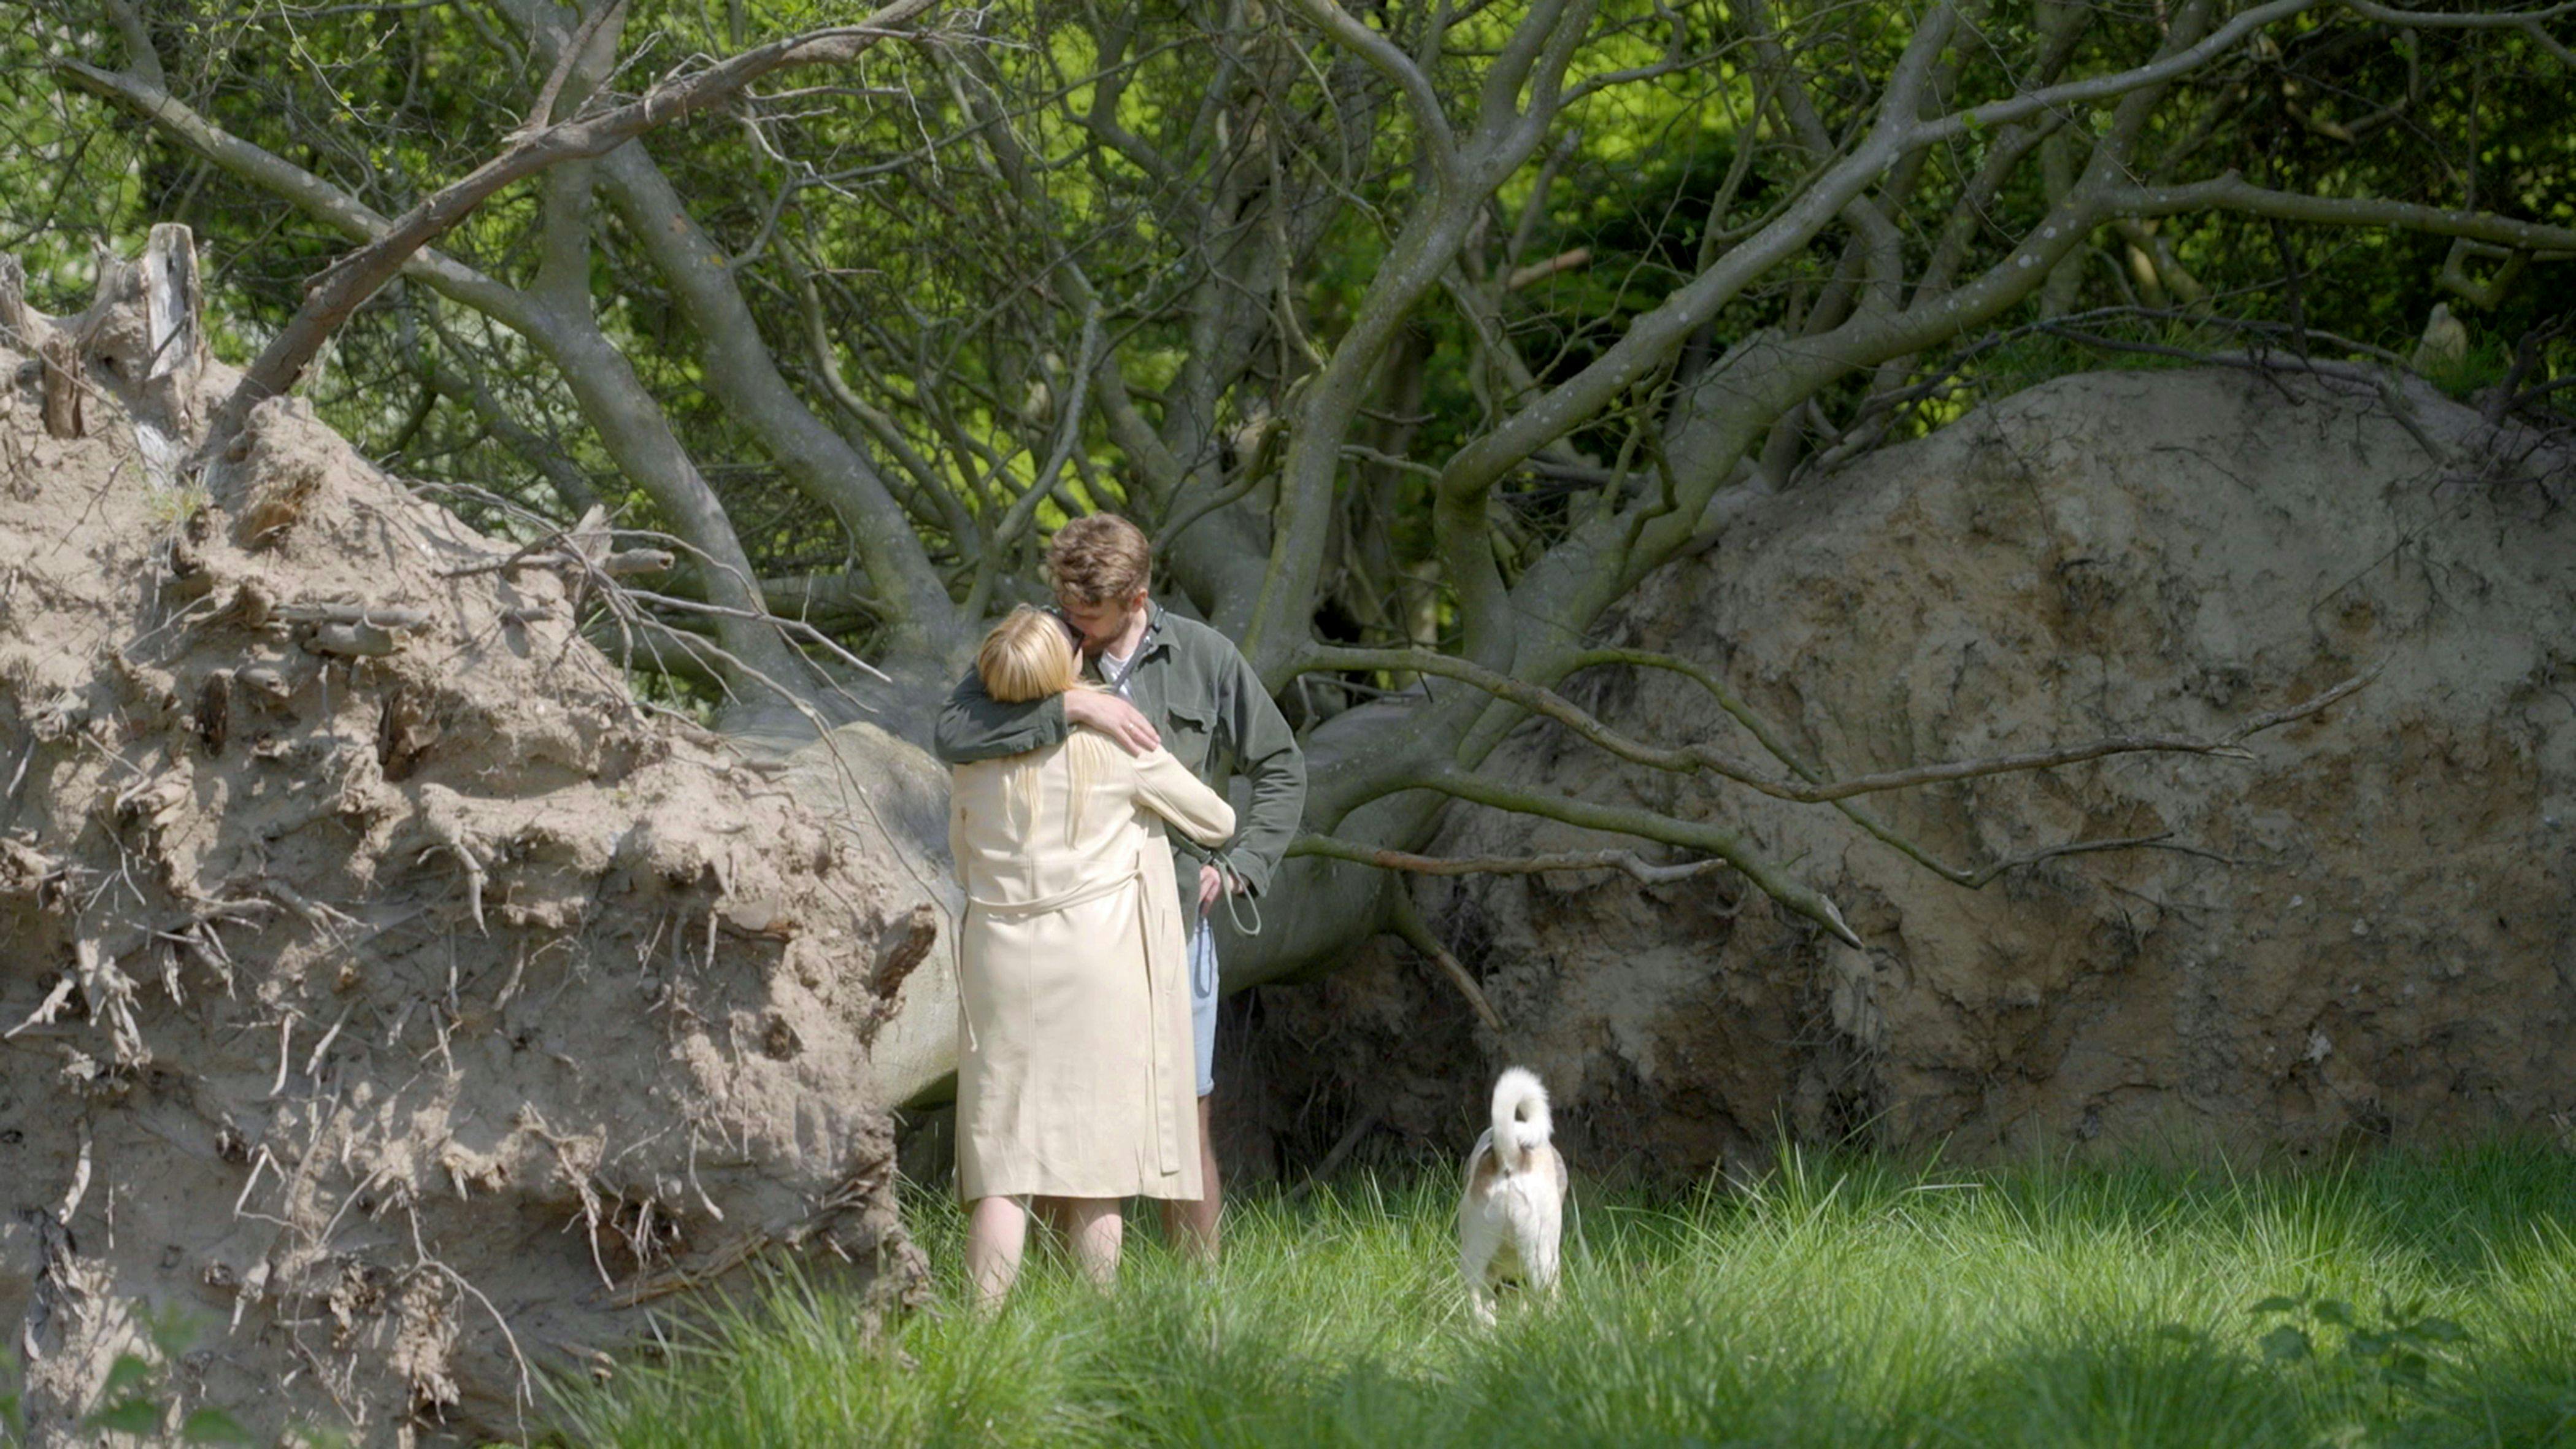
top-left (1205, 846), bottom-right (1264, 937)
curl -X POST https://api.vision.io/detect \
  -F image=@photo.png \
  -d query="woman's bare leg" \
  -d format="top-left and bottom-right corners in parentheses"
top-left (1060, 1197), bottom-right (1123, 1288)
top-left (966, 1195), bottom-right (1031, 1311)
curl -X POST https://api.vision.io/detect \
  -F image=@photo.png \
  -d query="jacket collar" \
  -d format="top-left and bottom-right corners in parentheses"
top-left (1090, 599), bottom-right (1169, 662)
top-left (1056, 598), bottom-right (1171, 678)
top-left (1134, 600), bottom-right (1172, 661)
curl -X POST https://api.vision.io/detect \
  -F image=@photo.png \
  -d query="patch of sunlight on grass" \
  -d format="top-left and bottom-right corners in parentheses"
top-left (554, 1140), bottom-right (2576, 1448)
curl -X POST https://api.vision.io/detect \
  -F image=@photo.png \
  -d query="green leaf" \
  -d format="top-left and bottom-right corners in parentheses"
top-left (84, 1398), bottom-right (162, 1434)
top-left (101, 1355), bottom-right (156, 1399)
top-left (2260, 1324), bottom-right (2313, 1363)
top-left (2249, 1296), bottom-right (2301, 1316)
top-left (2412, 1316), bottom-right (2470, 1344)
top-left (147, 1305), bottom-right (201, 1361)
top-left (2348, 1330), bottom-right (2390, 1358)
top-left (2313, 1298), bottom-right (2355, 1328)
top-left (181, 1408), bottom-right (256, 1444)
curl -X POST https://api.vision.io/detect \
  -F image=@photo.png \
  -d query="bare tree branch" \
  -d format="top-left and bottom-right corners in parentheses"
top-left (61, 0), bottom-right (943, 459)
top-left (1306, 645), bottom-right (2381, 804)
top-left (1278, 0), bottom-right (1461, 194)
top-left (1294, 833), bottom-right (1739, 888)
top-left (1386, 886), bottom-right (1507, 1034)
top-left (1407, 765), bottom-right (1863, 947)
top-left (2106, 173), bottom-right (2576, 253)
top-left (56, 56), bottom-right (812, 688)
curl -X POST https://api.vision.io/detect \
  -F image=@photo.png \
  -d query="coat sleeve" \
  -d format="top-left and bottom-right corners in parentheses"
top-left (933, 665), bottom-right (1068, 766)
top-left (1128, 747), bottom-right (1237, 848)
top-left (1213, 645), bottom-right (1305, 897)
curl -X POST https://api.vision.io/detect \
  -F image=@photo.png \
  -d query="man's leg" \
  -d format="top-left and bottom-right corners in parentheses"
top-left (1174, 1094), bottom-right (1220, 1257)
top-left (1164, 918), bottom-right (1223, 1259)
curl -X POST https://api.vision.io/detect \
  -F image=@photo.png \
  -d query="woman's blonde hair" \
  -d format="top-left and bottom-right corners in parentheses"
top-left (977, 604), bottom-right (1079, 703)
top-left (974, 604), bottom-right (1112, 841)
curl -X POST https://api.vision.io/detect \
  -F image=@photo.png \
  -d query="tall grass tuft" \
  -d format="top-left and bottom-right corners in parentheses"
top-left (558, 1142), bottom-right (2576, 1447)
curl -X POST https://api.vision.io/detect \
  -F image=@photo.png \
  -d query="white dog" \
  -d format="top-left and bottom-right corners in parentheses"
top-left (1457, 1066), bottom-right (1567, 1323)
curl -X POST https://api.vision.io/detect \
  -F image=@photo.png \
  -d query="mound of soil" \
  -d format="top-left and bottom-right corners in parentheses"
top-left (1222, 367), bottom-right (2576, 1182)
top-left (1, 230), bottom-right (936, 1444)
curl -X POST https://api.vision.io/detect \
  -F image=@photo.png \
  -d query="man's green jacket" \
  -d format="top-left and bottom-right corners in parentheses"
top-left (932, 602), bottom-right (1306, 927)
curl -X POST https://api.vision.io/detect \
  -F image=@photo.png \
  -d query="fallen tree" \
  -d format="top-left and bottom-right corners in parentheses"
top-left (1222, 363), bottom-right (2576, 1175)
top-left (28, 1), bottom-right (2576, 1111)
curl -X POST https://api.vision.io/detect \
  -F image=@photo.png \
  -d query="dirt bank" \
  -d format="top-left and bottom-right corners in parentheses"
top-left (1, 230), bottom-right (937, 1445)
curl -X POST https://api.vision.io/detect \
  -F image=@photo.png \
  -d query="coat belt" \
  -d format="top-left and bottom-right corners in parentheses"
top-left (964, 861), bottom-right (1143, 916)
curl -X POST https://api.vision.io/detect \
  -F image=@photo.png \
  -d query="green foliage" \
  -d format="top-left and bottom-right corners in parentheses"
top-left (97, 1353), bottom-right (152, 1405)
top-left (0, 1307), bottom-right (260, 1447)
top-left (4, 0), bottom-right (2568, 680)
top-left (180, 1409), bottom-right (257, 1445)
top-left (2416, 335), bottom-right (2520, 404)
top-left (560, 1142), bottom-right (2576, 1449)
top-left (2251, 1284), bottom-right (2473, 1395)
top-left (83, 1388), bottom-right (163, 1437)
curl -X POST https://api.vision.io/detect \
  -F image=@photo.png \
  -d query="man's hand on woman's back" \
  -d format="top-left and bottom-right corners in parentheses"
top-left (1066, 689), bottom-right (1161, 755)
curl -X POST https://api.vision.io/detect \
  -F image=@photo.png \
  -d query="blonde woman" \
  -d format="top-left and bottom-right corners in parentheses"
top-left (951, 605), bottom-right (1237, 1307)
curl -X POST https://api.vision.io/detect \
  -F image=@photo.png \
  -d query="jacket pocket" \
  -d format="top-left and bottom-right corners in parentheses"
top-left (1161, 699), bottom-right (1218, 774)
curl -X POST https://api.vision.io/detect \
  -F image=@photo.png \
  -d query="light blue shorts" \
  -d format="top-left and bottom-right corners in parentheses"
top-left (1188, 916), bottom-right (1218, 1097)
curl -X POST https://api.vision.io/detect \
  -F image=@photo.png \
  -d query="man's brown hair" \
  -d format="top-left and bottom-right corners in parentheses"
top-left (1045, 513), bottom-right (1151, 605)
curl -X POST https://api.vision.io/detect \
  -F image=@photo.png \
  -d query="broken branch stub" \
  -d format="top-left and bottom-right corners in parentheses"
top-left (38, 335), bottom-right (83, 439)
top-left (299, 621), bottom-right (404, 658)
top-left (3, 226), bottom-right (208, 448)
top-left (286, 604), bottom-right (433, 658)
top-left (0, 251), bottom-right (44, 352)
top-left (861, 902), bottom-right (939, 1040)
top-left (276, 602), bottom-right (433, 629)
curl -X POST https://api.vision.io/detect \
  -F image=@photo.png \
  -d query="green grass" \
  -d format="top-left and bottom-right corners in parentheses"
top-left (558, 1142), bottom-right (2576, 1448)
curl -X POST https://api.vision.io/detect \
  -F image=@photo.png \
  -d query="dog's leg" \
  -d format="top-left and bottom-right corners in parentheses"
top-left (1524, 1220), bottom-right (1560, 1302)
top-left (1458, 1216), bottom-right (1500, 1326)
top-left (1520, 1189), bottom-right (1564, 1305)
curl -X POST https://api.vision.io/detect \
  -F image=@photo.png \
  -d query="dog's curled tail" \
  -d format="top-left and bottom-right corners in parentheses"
top-left (1490, 1066), bottom-right (1553, 1174)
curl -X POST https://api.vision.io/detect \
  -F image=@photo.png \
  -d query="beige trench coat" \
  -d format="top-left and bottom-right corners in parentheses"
top-left (950, 732), bottom-right (1235, 1201)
